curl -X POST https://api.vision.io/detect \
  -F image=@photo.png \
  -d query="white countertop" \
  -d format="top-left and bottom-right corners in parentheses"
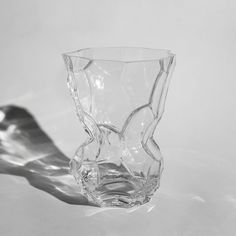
top-left (1, 146), bottom-right (235, 236)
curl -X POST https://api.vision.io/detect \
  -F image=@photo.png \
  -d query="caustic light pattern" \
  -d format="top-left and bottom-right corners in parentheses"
top-left (63, 48), bottom-right (175, 207)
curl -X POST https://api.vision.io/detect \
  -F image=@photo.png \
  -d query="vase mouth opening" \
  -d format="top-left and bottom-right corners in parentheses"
top-left (62, 47), bottom-right (175, 63)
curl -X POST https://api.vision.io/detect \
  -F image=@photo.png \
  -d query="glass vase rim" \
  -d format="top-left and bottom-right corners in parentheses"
top-left (62, 47), bottom-right (175, 63)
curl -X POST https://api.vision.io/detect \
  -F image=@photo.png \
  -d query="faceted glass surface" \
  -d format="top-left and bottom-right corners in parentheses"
top-left (63, 47), bottom-right (175, 208)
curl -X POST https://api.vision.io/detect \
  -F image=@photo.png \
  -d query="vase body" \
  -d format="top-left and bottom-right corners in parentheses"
top-left (63, 47), bottom-right (175, 207)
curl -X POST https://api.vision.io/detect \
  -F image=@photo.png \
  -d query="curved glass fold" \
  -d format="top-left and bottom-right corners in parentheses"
top-left (63, 47), bottom-right (176, 208)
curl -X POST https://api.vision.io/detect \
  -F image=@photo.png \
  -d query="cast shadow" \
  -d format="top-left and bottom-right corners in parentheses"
top-left (0, 105), bottom-right (96, 206)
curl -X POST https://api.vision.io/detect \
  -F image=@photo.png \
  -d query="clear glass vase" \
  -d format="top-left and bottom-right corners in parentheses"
top-left (62, 47), bottom-right (175, 208)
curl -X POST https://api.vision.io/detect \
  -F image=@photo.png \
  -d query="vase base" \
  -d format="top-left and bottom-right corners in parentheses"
top-left (80, 164), bottom-right (159, 208)
top-left (72, 161), bottom-right (160, 208)
top-left (95, 176), bottom-right (151, 208)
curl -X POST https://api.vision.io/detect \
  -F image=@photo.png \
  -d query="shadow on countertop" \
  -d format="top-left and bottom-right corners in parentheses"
top-left (0, 105), bottom-right (96, 206)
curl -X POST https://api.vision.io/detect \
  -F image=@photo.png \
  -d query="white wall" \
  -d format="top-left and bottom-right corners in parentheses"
top-left (0, 0), bottom-right (235, 159)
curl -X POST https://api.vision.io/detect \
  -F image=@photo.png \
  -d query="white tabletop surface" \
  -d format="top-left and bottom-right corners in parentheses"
top-left (1, 0), bottom-right (236, 235)
top-left (1, 146), bottom-right (236, 236)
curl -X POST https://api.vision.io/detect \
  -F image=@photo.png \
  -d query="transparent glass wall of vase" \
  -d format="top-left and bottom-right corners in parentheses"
top-left (63, 47), bottom-right (175, 208)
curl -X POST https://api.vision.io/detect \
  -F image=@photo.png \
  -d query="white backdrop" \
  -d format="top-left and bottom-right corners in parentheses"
top-left (1, 0), bottom-right (235, 157)
top-left (0, 0), bottom-right (236, 235)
